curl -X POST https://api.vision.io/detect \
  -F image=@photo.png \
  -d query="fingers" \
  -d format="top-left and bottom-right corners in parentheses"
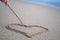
top-left (0, 0), bottom-right (9, 6)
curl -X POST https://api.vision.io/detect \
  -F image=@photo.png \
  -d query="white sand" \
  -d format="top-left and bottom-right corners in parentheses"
top-left (0, 0), bottom-right (60, 40)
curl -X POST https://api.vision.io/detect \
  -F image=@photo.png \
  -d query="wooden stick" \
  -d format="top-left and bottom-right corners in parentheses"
top-left (8, 5), bottom-right (24, 25)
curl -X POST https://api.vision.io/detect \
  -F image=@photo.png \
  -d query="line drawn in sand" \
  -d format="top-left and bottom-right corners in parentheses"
top-left (3, 2), bottom-right (48, 38)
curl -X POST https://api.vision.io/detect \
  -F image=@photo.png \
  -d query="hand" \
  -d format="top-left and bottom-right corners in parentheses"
top-left (0, 0), bottom-right (9, 6)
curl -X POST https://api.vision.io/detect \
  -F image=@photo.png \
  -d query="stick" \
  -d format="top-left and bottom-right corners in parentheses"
top-left (7, 5), bottom-right (24, 25)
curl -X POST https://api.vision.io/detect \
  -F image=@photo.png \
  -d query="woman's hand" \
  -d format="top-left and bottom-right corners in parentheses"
top-left (0, 0), bottom-right (9, 6)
